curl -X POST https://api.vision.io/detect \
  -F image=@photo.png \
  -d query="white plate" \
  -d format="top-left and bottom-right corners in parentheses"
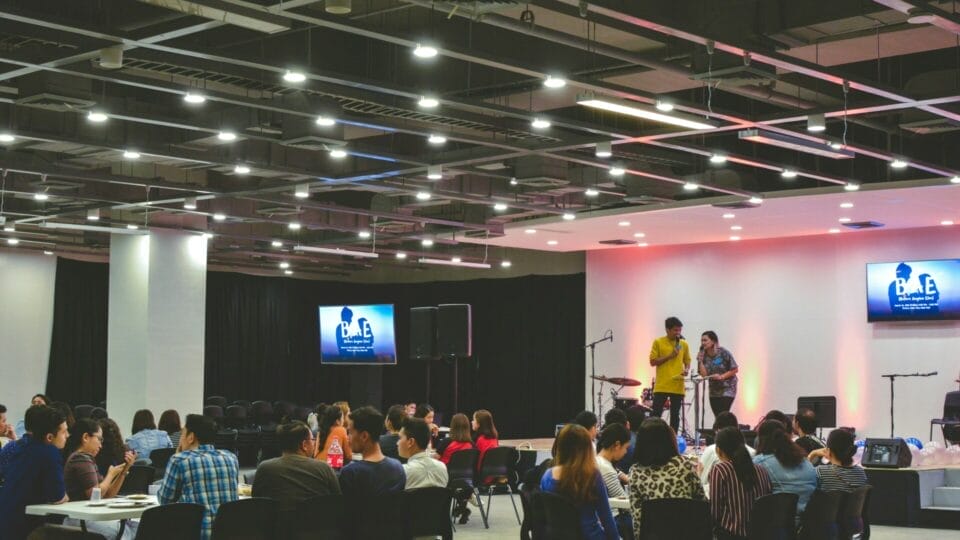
top-left (125, 494), bottom-right (149, 500)
top-left (86, 501), bottom-right (107, 507)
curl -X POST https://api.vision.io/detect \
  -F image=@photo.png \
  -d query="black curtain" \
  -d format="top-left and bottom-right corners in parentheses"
top-left (46, 258), bottom-right (109, 406)
top-left (205, 272), bottom-right (586, 438)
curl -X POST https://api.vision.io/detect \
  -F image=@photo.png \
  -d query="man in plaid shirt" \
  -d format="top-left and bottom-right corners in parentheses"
top-left (158, 414), bottom-right (238, 540)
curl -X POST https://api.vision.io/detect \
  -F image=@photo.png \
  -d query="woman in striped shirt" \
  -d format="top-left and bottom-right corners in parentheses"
top-left (709, 427), bottom-right (773, 540)
top-left (807, 429), bottom-right (867, 492)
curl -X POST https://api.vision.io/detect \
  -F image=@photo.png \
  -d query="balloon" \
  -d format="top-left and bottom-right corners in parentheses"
top-left (905, 437), bottom-right (924, 450)
top-left (677, 436), bottom-right (687, 455)
top-left (854, 439), bottom-right (866, 448)
top-left (909, 446), bottom-right (923, 467)
top-left (853, 447), bottom-right (864, 465)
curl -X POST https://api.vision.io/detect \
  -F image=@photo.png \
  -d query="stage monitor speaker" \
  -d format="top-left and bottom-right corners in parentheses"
top-left (614, 398), bottom-right (638, 411)
top-left (862, 438), bottom-right (912, 468)
top-left (409, 307), bottom-right (438, 360)
top-left (438, 303), bottom-right (472, 357)
top-left (797, 396), bottom-right (837, 428)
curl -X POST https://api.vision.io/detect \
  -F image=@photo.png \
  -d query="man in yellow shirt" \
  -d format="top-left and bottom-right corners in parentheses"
top-left (649, 316), bottom-right (691, 432)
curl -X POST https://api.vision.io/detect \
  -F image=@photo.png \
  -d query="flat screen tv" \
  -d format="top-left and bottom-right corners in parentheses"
top-left (866, 259), bottom-right (960, 322)
top-left (318, 304), bottom-right (397, 364)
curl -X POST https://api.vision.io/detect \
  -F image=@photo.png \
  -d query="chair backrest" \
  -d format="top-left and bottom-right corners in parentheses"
top-left (223, 405), bottom-right (247, 429)
top-left (748, 492), bottom-right (799, 540)
top-left (292, 406), bottom-right (312, 423)
top-left (478, 446), bottom-right (519, 485)
top-left (119, 464), bottom-right (155, 495)
top-left (838, 485), bottom-right (872, 539)
top-left (742, 430), bottom-right (759, 447)
top-left (214, 429), bottom-right (239, 455)
top-left (798, 490), bottom-right (844, 540)
top-left (89, 407), bottom-right (108, 420)
top-left (250, 401), bottom-right (274, 425)
top-left (203, 405), bottom-right (224, 419)
top-left (235, 427), bottom-right (261, 468)
top-left (519, 481), bottom-right (545, 540)
top-left (536, 491), bottom-right (585, 540)
top-left (945, 391), bottom-right (960, 418)
top-left (402, 487), bottom-right (454, 540)
top-left (272, 401), bottom-right (296, 423)
top-left (149, 448), bottom-right (175, 474)
top-left (212, 498), bottom-right (278, 540)
top-left (347, 492), bottom-right (405, 540)
top-left (446, 448), bottom-right (479, 487)
top-left (27, 525), bottom-right (106, 540)
top-left (293, 494), bottom-right (347, 540)
top-left (231, 400), bottom-right (251, 411)
top-left (205, 396), bottom-right (228, 408)
top-left (73, 405), bottom-right (95, 420)
top-left (135, 502), bottom-right (204, 540)
top-left (258, 426), bottom-right (281, 461)
top-left (640, 498), bottom-right (713, 540)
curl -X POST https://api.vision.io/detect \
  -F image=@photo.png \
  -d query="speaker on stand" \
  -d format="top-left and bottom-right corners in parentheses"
top-left (438, 304), bottom-right (471, 413)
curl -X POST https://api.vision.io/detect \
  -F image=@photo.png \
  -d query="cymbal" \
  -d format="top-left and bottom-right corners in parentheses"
top-left (590, 374), bottom-right (612, 381)
top-left (606, 377), bottom-right (642, 387)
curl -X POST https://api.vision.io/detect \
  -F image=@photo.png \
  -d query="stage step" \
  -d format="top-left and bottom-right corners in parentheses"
top-left (946, 468), bottom-right (960, 487)
top-left (932, 486), bottom-right (960, 507)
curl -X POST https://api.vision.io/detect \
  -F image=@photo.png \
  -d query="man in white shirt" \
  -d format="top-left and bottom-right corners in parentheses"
top-left (398, 417), bottom-right (448, 489)
top-left (698, 411), bottom-right (755, 494)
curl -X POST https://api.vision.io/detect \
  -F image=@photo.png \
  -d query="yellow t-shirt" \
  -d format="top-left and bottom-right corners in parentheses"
top-left (649, 336), bottom-right (691, 394)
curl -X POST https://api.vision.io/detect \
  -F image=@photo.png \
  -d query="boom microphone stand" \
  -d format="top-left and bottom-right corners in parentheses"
top-left (584, 330), bottom-right (613, 414)
top-left (881, 371), bottom-right (937, 438)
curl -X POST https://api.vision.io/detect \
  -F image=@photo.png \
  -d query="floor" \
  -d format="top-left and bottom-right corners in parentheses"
top-left (451, 494), bottom-right (960, 539)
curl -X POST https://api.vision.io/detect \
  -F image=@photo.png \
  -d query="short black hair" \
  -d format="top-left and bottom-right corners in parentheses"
top-left (603, 408), bottom-right (628, 428)
top-left (763, 410), bottom-right (789, 428)
top-left (349, 406), bottom-right (385, 440)
top-left (826, 428), bottom-right (857, 466)
top-left (32, 394), bottom-right (50, 405)
top-left (414, 403), bottom-right (434, 419)
top-left (665, 316), bottom-right (683, 329)
top-left (276, 421), bottom-right (313, 453)
top-left (0, 404), bottom-right (6, 414)
top-left (401, 416), bottom-right (431, 450)
top-left (23, 404), bottom-right (47, 434)
top-left (597, 422), bottom-right (631, 451)
top-left (385, 404), bottom-right (406, 432)
top-left (633, 418), bottom-right (678, 467)
top-left (573, 410), bottom-right (598, 430)
top-left (184, 414), bottom-right (218, 444)
top-left (713, 411), bottom-right (739, 430)
top-left (32, 405), bottom-right (65, 440)
top-left (625, 405), bottom-right (647, 433)
top-left (795, 408), bottom-right (818, 434)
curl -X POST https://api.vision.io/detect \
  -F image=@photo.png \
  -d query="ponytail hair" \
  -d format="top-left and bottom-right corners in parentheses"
top-left (756, 420), bottom-right (805, 468)
top-left (716, 426), bottom-right (757, 489)
top-left (826, 428), bottom-right (858, 466)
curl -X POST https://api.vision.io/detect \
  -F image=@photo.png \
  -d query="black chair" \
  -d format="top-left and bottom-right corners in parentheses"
top-left (212, 498), bottom-right (278, 540)
top-left (236, 427), bottom-right (261, 467)
top-left (838, 486), bottom-right (872, 540)
top-left (223, 405), bottom-right (248, 430)
top-left (250, 401), bottom-right (274, 426)
top-left (293, 494), bottom-right (347, 540)
top-left (798, 490), bottom-right (844, 540)
top-left (748, 492), bottom-right (798, 540)
top-left (205, 396), bottom-right (228, 408)
top-left (403, 487), bottom-right (455, 540)
top-left (536, 491), bottom-right (585, 540)
top-left (135, 502), bottom-right (204, 540)
top-left (73, 405), bottom-right (95, 420)
top-left (742, 430), bottom-right (759, 447)
top-left (446, 449), bottom-right (487, 527)
top-left (258, 426), bottom-right (281, 461)
top-left (203, 405), bottom-right (224, 422)
top-left (231, 400), bottom-right (251, 411)
top-left (477, 446), bottom-right (522, 526)
top-left (518, 481), bottom-right (545, 540)
top-left (89, 407), bottom-right (108, 420)
top-left (118, 464), bottom-right (154, 495)
top-left (347, 493), bottom-right (405, 540)
top-left (931, 391), bottom-right (960, 445)
top-left (214, 428), bottom-right (239, 455)
top-left (292, 406), bottom-right (312, 423)
top-left (26, 525), bottom-right (106, 540)
top-left (272, 400), bottom-right (296, 423)
top-left (149, 448), bottom-right (175, 479)
top-left (639, 498), bottom-right (712, 540)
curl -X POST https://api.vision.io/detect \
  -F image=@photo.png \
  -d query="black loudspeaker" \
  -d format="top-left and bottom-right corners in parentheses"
top-left (437, 304), bottom-right (472, 357)
top-left (409, 307), bottom-right (438, 359)
top-left (862, 438), bottom-right (912, 468)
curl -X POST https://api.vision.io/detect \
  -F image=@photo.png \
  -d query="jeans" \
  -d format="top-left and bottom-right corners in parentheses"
top-left (652, 392), bottom-right (684, 432)
top-left (710, 396), bottom-right (735, 416)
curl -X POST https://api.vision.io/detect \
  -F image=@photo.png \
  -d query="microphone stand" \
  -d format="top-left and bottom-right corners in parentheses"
top-left (584, 331), bottom-right (613, 414)
top-left (881, 371), bottom-right (937, 438)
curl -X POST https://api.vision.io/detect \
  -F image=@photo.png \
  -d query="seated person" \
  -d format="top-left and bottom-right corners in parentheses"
top-left (603, 408), bottom-right (636, 473)
top-left (699, 411), bottom-right (755, 493)
top-left (793, 408), bottom-right (825, 455)
top-left (435, 413), bottom-right (473, 464)
top-left (414, 404), bottom-right (441, 444)
top-left (399, 417), bottom-right (448, 489)
top-left (158, 414), bottom-right (239, 540)
top-left (808, 429), bottom-right (867, 492)
top-left (14, 394), bottom-right (49, 439)
top-left (125, 409), bottom-right (172, 463)
top-left (96, 418), bottom-right (130, 477)
top-left (573, 410), bottom-right (599, 441)
top-left (339, 406), bottom-right (405, 497)
top-left (379, 404), bottom-right (405, 461)
top-left (710, 427), bottom-right (772, 540)
top-left (0, 403), bottom-right (16, 447)
top-left (595, 423), bottom-right (633, 539)
top-left (315, 406), bottom-right (352, 470)
top-left (0, 405), bottom-right (68, 539)
top-left (753, 420), bottom-right (817, 517)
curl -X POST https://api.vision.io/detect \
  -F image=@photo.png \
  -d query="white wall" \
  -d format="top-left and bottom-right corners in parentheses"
top-left (0, 251), bottom-right (56, 426)
top-left (586, 226), bottom-right (960, 442)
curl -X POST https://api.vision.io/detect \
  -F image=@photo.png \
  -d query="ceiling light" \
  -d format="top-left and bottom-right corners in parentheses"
top-left (633, 232), bottom-right (645, 238)
top-left (829, 141), bottom-right (844, 150)
top-left (183, 92), bottom-right (206, 104)
top-left (683, 182), bottom-right (699, 191)
top-left (328, 149), bottom-right (348, 160)
top-left (427, 134), bottom-right (447, 144)
top-left (34, 193), bottom-right (49, 201)
top-left (618, 221), bottom-right (630, 227)
top-left (288, 222), bottom-right (301, 230)
top-left (421, 239), bottom-right (434, 247)
top-left (284, 269), bottom-right (293, 275)
top-left (840, 202), bottom-right (854, 209)
top-left (234, 164), bottom-right (251, 174)
top-left (531, 118), bottom-right (551, 129)
top-left (418, 96), bottom-right (439, 108)
top-left (283, 70), bottom-right (306, 83)
top-left (415, 191), bottom-right (431, 201)
top-left (709, 154), bottom-right (727, 164)
top-left (295, 245), bottom-right (379, 258)
top-left (451, 257), bottom-right (462, 263)
top-left (562, 212), bottom-right (576, 221)
top-left (584, 188), bottom-right (599, 197)
top-left (413, 44), bottom-right (438, 58)
top-left (500, 260), bottom-right (512, 268)
top-left (295, 185), bottom-right (310, 199)
top-left (838, 217), bottom-right (852, 223)
top-left (524, 229), bottom-right (536, 234)
top-left (807, 113), bottom-right (826, 132)
top-left (427, 165), bottom-right (442, 180)
top-left (419, 257), bottom-right (491, 269)
top-left (637, 242), bottom-right (649, 247)
top-left (739, 129), bottom-right (854, 159)
top-left (543, 76), bottom-right (567, 89)
top-left (7, 238), bottom-right (19, 245)
top-left (0, 133), bottom-right (15, 143)
top-left (395, 252), bottom-right (407, 260)
top-left (951, 176), bottom-right (960, 184)
top-left (609, 167), bottom-right (625, 176)
top-left (546, 240), bottom-right (558, 246)
top-left (844, 183), bottom-right (860, 191)
top-left (202, 232), bottom-right (214, 239)
top-left (577, 95), bottom-right (717, 130)
top-left (87, 111), bottom-right (108, 123)
top-left (654, 99), bottom-right (674, 112)
top-left (890, 158), bottom-right (909, 169)
top-left (279, 262), bottom-right (290, 269)
top-left (123, 150), bottom-right (141, 159)
top-left (3, 225), bottom-right (14, 232)
top-left (38, 222), bottom-right (141, 235)
top-left (829, 228), bottom-right (841, 234)
top-left (213, 213), bottom-right (226, 221)
top-left (126, 224), bottom-right (138, 230)
top-left (217, 131), bottom-right (237, 141)
top-left (722, 213), bottom-right (735, 219)
top-left (315, 116), bottom-right (336, 127)
top-left (731, 225), bottom-right (742, 231)
top-left (44, 250), bottom-right (53, 256)
top-left (325, 0), bottom-right (351, 14)
top-left (184, 197), bottom-right (197, 210)
top-left (906, 8), bottom-right (937, 24)
top-left (509, 178), bottom-right (518, 186)
top-left (595, 142), bottom-right (612, 158)
top-left (358, 231), bottom-right (371, 239)
top-left (87, 209), bottom-right (100, 221)
top-left (941, 220), bottom-right (955, 226)
top-left (748, 196), bottom-right (763, 205)
top-left (272, 240), bottom-right (283, 248)
top-left (730, 236), bottom-right (741, 241)
top-left (493, 202), bottom-right (508, 211)
top-left (781, 169), bottom-right (798, 179)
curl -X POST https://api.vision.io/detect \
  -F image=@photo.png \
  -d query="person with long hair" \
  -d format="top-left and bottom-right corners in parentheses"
top-left (414, 403), bottom-right (440, 442)
top-left (95, 418), bottom-right (131, 477)
top-left (541, 424), bottom-right (619, 540)
top-left (699, 412), bottom-right (754, 492)
top-left (628, 418), bottom-right (705, 536)
top-left (436, 413), bottom-right (474, 464)
top-left (125, 409), bottom-right (171, 463)
top-left (315, 405), bottom-right (352, 469)
top-left (710, 427), bottom-right (773, 540)
top-left (696, 331), bottom-right (739, 416)
top-left (472, 409), bottom-right (499, 466)
top-left (807, 429), bottom-right (867, 492)
top-left (753, 420), bottom-right (817, 515)
top-left (158, 409), bottom-right (182, 449)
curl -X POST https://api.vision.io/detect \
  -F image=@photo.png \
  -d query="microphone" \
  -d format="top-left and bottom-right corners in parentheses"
top-left (609, 330), bottom-right (614, 343)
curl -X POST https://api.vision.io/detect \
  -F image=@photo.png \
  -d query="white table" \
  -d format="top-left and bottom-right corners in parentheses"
top-left (609, 497), bottom-right (629, 510)
top-left (26, 495), bottom-right (157, 538)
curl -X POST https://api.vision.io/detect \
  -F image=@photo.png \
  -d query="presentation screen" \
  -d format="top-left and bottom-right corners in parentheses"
top-left (318, 304), bottom-right (397, 365)
top-left (866, 259), bottom-right (960, 322)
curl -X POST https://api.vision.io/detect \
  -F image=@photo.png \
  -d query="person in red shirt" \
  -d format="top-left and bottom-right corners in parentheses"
top-left (472, 409), bottom-right (499, 467)
top-left (436, 413), bottom-right (474, 464)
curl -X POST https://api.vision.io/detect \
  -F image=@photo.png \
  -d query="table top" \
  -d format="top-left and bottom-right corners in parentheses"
top-left (609, 497), bottom-right (629, 510)
top-left (26, 495), bottom-right (158, 521)
top-left (501, 438), bottom-right (555, 452)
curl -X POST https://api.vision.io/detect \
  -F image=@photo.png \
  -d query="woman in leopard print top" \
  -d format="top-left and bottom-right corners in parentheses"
top-left (628, 418), bottom-right (705, 538)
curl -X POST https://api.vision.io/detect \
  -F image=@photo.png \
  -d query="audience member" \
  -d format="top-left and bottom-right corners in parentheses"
top-left (603, 408), bottom-right (635, 473)
top-left (761, 409), bottom-right (790, 428)
top-left (0, 405), bottom-right (68, 539)
top-left (96, 418), bottom-right (130, 477)
top-left (339, 407), bottom-right (405, 497)
top-left (333, 401), bottom-right (351, 419)
top-left (125, 409), bottom-right (172, 463)
top-left (50, 401), bottom-right (76, 431)
top-left (699, 411), bottom-right (755, 492)
top-left (573, 410), bottom-right (599, 441)
top-left (436, 413), bottom-right (474, 464)
top-left (710, 427), bottom-right (773, 540)
top-left (380, 404), bottom-right (405, 461)
top-left (14, 394), bottom-right (50, 438)
top-left (1, 405), bottom-right (45, 481)
top-left (253, 420), bottom-right (340, 538)
top-left (158, 414), bottom-right (239, 540)
top-left (414, 403), bottom-right (441, 441)
top-left (595, 423), bottom-right (633, 540)
top-left (793, 408), bottom-right (825, 454)
top-left (0, 404), bottom-right (15, 447)
top-left (306, 403), bottom-right (328, 433)
top-left (399, 417), bottom-right (448, 489)
top-left (159, 409), bottom-right (182, 450)
top-left (404, 402), bottom-right (417, 417)
top-left (753, 420), bottom-right (817, 516)
top-left (628, 418), bottom-right (705, 533)
top-left (808, 429), bottom-right (867, 492)
top-left (473, 409), bottom-right (499, 467)
top-left (315, 405), bottom-right (352, 469)
top-left (541, 424), bottom-right (618, 540)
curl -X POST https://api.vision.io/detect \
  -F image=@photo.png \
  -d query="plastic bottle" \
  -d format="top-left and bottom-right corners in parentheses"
top-left (327, 437), bottom-right (344, 470)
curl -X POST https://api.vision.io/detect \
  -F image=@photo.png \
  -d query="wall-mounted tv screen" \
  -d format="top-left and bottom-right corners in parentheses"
top-left (318, 304), bottom-right (397, 364)
top-left (866, 259), bottom-right (960, 322)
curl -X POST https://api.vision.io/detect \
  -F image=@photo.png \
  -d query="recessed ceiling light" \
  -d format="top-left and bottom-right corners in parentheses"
top-left (183, 92), bottom-right (206, 104)
top-left (500, 260), bottom-right (512, 268)
top-left (34, 193), bottom-right (49, 201)
top-left (838, 217), bottom-right (852, 223)
top-left (413, 44), bottom-right (438, 58)
top-left (637, 242), bottom-right (648, 247)
top-left (633, 232), bottom-right (645, 238)
top-left (213, 213), bottom-right (226, 221)
top-left (531, 118), bottom-right (551, 129)
top-left (87, 111), bottom-right (108, 123)
top-left (6, 238), bottom-right (19, 245)
top-left (509, 177), bottom-right (518, 186)
top-left (183, 197), bottom-right (197, 210)
top-left (427, 165), bottom-right (442, 180)
top-left (451, 257), bottom-right (462, 263)
top-left (288, 222), bottom-right (301, 230)
top-left (748, 196), bottom-right (763, 204)
top-left (279, 261), bottom-right (290, 269)
top-left (203, 232), bottom-right (214, 239)
top-left (43, 250), bottom-right (53, 255)
top-left (595, 142), bottom-right (612, 158)
top-left (358, 231), bottom-right (371, 239)
top-left (618, 221), bottom-right (631, 227)
top-left (126, 224), bottom-right (138, 230)
top-left (493, 203), bottom-right (508, 211)
top-left (234, 164), bottom-right (251, 174)
top-left (283, 70), bottom-right (306, 83)
top-left (609, 167), bottom-right (625, 176)
top-left (0, 133), bottom-right (15, 143)
top-left (722, 213), bottom-right (735, 219)
top-left (729, 236), bottom-right (741, 241)
top-left (123, 150), bottom-right (141, 159)
top-left (416, 191), bottom-right (431, 201)
top-left (942, 220), bottom-right (955, 226)
top-left (828, 228), bottom-right (841, 234)
top-left (562, 212), bottom-right (576, 221)
top-left (295, 185), bottom-right (310, 199)
top-left (709, 154), bottom-right (727, 164)
top-left (844, 183), bottom-right (860, 191)
top-left (890, 159), bottom-right (909, 169)
top-left (217, 131), bottom-right (237, 142)
top-left (731, 225), bottom-right (742, 231)
top-left (395, 252), bottom-right (407, 260)
top-left (951, 176), bottom-right (960, 184)
top-left (87, 209), bottom-right (100, 221)
top-left (840, 202), bottom-right (854, 209)
top-left (315, 116), bottom-right (336, 127)
top-left (547, 240), bottom-right (558, 246)
top-left (272, 240), bottom-right (283, 247)
top-left (654, 99), bottom-right (674, 112)
top-left (329, 148), bottom-right (348, 159)
top-left (418, 96), bottom-right (440, 108)
top-left (543, 75), bottom-right (567, 89)
top-left (421, 239), bottom-right (434, 247)
top-left (2, 225), bottom-right (13, 232)
top-left (427, 134), bottom-right (447, 144)
top-left (584, 188), bottom-right (599, 197)
top-left (907, 8), bottom-right (937, 24)
top-left (683, 182), bottom-right (699, 191)
top-left (807, 113), bottom-right (826, 132)
top-left (781, 169), bottom-right (797, 179)
top-left (284, 269), bottom-right (293, 275)
top-left (524, 229), bottom-right (536, 234)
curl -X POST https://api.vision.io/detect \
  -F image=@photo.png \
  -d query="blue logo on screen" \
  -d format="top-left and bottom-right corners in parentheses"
top-left (335, 306), bottom-right (375, 357)
top-left (888, 262), bottom-right (941, 315)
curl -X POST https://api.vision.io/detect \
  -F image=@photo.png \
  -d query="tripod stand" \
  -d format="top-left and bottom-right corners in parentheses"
top-left (881, 371), bottom-right (937, 437)
top-left (584, 330), bottom-right (613, 414)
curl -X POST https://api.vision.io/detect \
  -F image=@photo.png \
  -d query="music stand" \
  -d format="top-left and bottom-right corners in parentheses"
top-left (797, 396), bottom-right (837, 439)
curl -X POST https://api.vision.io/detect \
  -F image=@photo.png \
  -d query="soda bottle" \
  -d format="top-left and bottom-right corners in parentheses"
top-left (327, 437), bottom-right (344, 470)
